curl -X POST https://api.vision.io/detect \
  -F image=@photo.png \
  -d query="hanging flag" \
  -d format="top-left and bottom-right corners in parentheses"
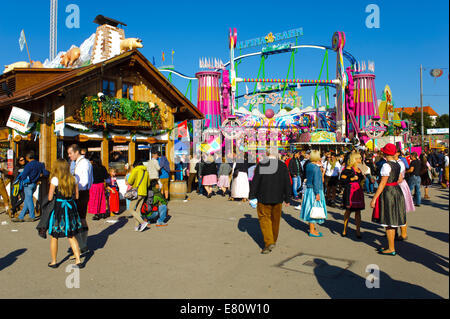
top-left (19, 30), bottom-right (26, 52)
top-left (200, 136), bottom-right (221, 154)
top-left (172, 49), bottom-right (175, 64)
top-left (177, 120), bottom-right (189, 140)
top-left (162, 51), bottom-right (165, 62)
top-left (152, 56), bottom-right (156, 65)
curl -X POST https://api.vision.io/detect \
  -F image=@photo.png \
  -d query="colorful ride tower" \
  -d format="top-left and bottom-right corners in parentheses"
top-left (352, 62), bottom-right (378, 134)
top-left (195, 71), bottom-right (222, 128)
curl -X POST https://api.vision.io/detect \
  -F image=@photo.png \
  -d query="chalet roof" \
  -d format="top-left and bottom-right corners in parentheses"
top-left (93, 15), bottom-right (127, 27)
top-left (0, 50), bottom-right (203, 120)
top-left (394, 106), bottom-right (439, 117)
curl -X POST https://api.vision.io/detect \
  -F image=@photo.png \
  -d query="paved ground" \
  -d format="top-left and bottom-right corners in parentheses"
top-left (0, 184), bottom-right (448, 299)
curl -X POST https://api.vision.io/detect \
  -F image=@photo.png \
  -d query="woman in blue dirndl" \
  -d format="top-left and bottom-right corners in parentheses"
top-left (299, 150), bottom-right (327, 237)
top-left (47, 159), bottom-right (83, 268)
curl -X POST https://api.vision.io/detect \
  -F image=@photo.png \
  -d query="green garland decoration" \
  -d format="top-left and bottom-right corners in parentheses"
top-left (81, 96), bottom-right (163, 129)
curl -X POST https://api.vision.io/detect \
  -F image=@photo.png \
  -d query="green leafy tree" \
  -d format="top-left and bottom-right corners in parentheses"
top-left (401, 111), bottom-right (434, 134)
top-left (434, 114), bottom-right (449, 128)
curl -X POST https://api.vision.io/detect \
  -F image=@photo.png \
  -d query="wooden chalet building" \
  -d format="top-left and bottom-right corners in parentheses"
top-left (0, 50), bottom-right (203, 174)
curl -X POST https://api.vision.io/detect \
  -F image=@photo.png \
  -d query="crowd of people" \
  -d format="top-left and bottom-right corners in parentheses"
top-left (0, 143), bottom-right (448, 264)
top-left (243, 145), bottom-right (448, 255)
top-left (0, 145), bottom-right (174, 268)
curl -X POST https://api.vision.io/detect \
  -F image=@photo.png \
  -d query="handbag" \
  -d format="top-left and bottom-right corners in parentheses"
top-left (124, 171), bottom-right (146, 200)
top-left (432, 167), bottom-right (439, 178)
top-left (310, 201), bottom-right (326, 219)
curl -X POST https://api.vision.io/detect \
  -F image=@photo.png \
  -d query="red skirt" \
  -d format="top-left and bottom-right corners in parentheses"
top-left (88, 183), bottom-right (106, 215)
top-left (109, 189), bottom-right (120, 213)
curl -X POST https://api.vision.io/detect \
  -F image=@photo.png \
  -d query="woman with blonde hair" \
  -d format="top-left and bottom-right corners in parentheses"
top-left (47, 159), bottom-right (83, 268)
top-left (298, 150), bottom-right (327, 237)
top-left (340, 152), bottom-right (365, 238)
top-left (324, 153), bottom-right (341, 207)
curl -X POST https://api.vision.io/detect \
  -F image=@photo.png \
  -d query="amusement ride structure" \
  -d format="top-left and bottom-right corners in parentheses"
top-left (159, 27), bottom-right (388, 148)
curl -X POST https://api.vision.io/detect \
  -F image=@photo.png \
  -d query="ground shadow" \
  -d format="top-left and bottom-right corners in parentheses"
top-left (428, 202), bottom-right (449, 210)
top-left (237, 214), bottom-right (265, 249)
top-left (327, 210), bottom-right (385, 234)
top-left (0, 248), bottom-right (27, 271)
top-left (394, 240), bottom-right (449, 276)
top-left (411, 226), bottom-right (449, 243)
top-left (281, 211), bottom-right (309, 234)
top-left (63, 216), bottom-right (129, 267)
top-left (313, 258), bottom-right (443, 298)
top-left (322, 217), bottom-right (383, 250)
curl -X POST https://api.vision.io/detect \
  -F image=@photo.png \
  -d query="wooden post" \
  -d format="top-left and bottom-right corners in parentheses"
top-left (102, 136), bottom-right (109, 171)
top-left (129, 138), bottom-right (135, 166)
top-left (39, 100), bottom-right (53, 170)
top-left (50, 124), bottom-right (57, 169)
top-left (116, 77), bottom-right (123, 99)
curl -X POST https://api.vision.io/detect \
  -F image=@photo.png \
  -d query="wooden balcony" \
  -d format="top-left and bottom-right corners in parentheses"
top-left (77, 98), bottom-right (162, 129)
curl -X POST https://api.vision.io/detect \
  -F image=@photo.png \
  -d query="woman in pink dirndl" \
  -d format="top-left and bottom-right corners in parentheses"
top-left (395, 148), bottom-right (414, 241)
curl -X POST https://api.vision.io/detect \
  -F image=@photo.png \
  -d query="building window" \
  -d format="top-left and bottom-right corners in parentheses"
top-left (103, 80), bottom-right (116, 97)
top-left (122, 82), bottom-right (134, 100)
top-left (109, 141), bottom-right (128, 176)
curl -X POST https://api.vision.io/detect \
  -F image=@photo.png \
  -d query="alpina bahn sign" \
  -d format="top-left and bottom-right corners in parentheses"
top-left (236, 27), bottom-right (303, 50)
top-left (243, 93), bottom-right (300, 108)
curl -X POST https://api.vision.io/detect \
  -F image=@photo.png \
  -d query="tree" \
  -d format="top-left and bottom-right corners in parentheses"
top-left (402, 111), bottom-right (434, 134)
top-left (434, 114), bottom-right (449, 128)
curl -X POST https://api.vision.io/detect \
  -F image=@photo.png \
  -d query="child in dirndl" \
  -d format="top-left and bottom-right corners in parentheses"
top-left (106, 168), bottom-right (120, 216)
top-left (47, 159), bottom-right (83, 268)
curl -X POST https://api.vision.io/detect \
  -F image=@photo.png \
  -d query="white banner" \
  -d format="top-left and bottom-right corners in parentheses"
top-left (6, 107), bottom-right (32, 134)
top-left (427, 128), bottom-right (449, 135)
top-left (54, 105), bottom-right (65, 133)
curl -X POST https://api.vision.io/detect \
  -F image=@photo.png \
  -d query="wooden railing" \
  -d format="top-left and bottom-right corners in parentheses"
top-left (79, 101), bottom-right (158, 128)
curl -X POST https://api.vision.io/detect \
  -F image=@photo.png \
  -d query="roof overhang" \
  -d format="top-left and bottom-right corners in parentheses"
top-left (0, 50), bottom-right (203, 120)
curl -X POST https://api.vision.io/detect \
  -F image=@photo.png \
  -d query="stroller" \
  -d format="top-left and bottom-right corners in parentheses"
top-left (9, 175), bottom-right (25, 218)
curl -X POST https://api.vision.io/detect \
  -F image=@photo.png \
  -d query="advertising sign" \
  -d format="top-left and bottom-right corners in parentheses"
top-left (7, 149), bottom-right (14, 174)
top-left (236, 27), bottom-right (303, 50)
top-left (54, 105), bottom-right (65, 133)
top-left (6, 107), bottom-right (32, 134)
top-left (427, 128), bottom-right (449, 135)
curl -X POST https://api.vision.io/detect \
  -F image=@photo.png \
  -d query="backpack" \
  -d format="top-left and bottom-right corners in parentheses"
top-left (141, 202), bottom-right (158, 216)
top-left (141, 189), bottom-right (157, 217)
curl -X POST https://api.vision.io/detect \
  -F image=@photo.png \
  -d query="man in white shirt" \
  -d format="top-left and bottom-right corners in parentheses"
top-left (187, 155), bottom-right (199, 193)
top-left (146, 152), bottom-right (161, 182)
top-left (68, 144), bottom-right (93, 255)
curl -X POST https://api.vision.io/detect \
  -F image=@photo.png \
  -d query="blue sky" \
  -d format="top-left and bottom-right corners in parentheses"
top-left (1, 0), bottom-right (448, 115)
